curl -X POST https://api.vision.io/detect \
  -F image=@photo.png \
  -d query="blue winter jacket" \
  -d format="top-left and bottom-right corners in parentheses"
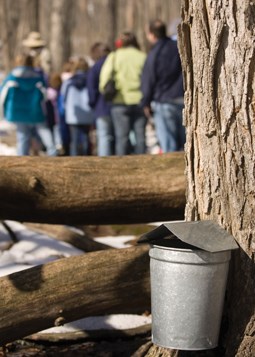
top-left (60, 71), bottom-right (93, 125)
top-left (0, 66), bottom-right (47, 124)
top-left (87, 56), bottom-right (111, 118)
top-left (141, 37), bottom-right (184, 107)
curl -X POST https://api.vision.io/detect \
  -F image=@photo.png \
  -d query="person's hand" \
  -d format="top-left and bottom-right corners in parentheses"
top-left (143, 106), bottom-right (152, 118)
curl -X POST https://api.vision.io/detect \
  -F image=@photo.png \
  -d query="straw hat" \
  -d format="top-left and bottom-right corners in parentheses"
top-left (22, 32), bottom-right (46, 48)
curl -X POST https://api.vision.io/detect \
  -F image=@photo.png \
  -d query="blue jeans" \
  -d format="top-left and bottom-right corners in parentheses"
top-left (153, 101), bottom-right (185, 152)
top-left (16, 123), bottom-right (57, 156)
top-left (69, 124), bottom-right (90, 156)
top-left (111, 104), bottom-right (147, 155)
top-left (96, 116), bottom-right (114, 156)
top-left (52, 123), bottom-right (62, 149)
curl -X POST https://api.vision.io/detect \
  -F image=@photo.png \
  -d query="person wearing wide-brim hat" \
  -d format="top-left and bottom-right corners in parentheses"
top-left (22, 31), bottom-right (51, 74)
top-left (22, 31), bottom-right (46, 49)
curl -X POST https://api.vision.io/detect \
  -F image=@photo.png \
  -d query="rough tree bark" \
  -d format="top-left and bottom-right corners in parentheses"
top-left (0, 245), bottom-right (150, 345)
top-left (0, 153), bottom-right (185, 225)
top-left (146, 1), bottom-right (255, 356)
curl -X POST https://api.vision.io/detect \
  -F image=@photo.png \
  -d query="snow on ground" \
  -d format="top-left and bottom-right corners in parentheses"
top-left (0, 221), bottom-right (134, 277)
top-left (0, 121), bottom-right (16, 155)
top-left (0, 119), bottom-right (160, 155)
top-left (0, 221), bottom-right (84, 277)
top-left (40, 314), bottom-right (151, 334)
top-left (0, 140), bottom-right (16, 155)
top-left (94, 235), bottom-right (134, 248)
top-left (0, 120), bottom-right (16, 132)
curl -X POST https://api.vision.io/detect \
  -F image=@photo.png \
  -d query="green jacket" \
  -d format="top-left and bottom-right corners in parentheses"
top-left (99, 47), bottom-right (146, 105)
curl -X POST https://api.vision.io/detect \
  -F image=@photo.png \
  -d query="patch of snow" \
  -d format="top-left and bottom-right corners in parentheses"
top-left (0, 221), bottom-right (84, 277)
top-left (0, 120), bottom-right (16, 131)
top-left (0, 142), bottom-right (16, 155)
top-left (39, 314), bottom-right (151, 333)
top-left (0, 224), bottom-right (12, 249)
top-left (94, 235), bottom-right (134, 248)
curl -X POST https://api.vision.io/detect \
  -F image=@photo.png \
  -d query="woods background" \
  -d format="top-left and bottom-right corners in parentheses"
top-left (0, 0), bottom-right (181, 73)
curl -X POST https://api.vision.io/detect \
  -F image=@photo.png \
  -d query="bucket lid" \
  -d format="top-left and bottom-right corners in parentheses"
top-left (138, 220), bottom-right (239, 252)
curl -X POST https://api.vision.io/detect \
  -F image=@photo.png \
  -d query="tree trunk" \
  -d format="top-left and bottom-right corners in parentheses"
top-left (0, 0), bottom-right (12, 72)
top-left (49, 0), bottom-right (73, 71)
top-left (0, 153), bottom-right (185, 224)
top-left (107, 0), bottom-right (118, 48)
top-left (0, 0), bottom-right (40, 72)
top-left (25, 0), bottom-right (40, 32)
top-left (146, 1), bottom-right (255, 357)
top-left (0, 245), bottom-right (150, 345)
top-left (146, 1), bottom-right (255, 356)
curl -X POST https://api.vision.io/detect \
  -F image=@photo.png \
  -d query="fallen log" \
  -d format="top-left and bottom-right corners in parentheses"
top-left (0, 153), bottom-right (185, 225)
top-left (0, 244), bottom-right (150, 345)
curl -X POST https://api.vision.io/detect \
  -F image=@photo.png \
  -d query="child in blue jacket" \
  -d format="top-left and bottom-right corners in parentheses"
top-left (0, 53), bottom-right (56, 156)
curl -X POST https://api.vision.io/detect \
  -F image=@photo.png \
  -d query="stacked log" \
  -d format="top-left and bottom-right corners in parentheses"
top-left (0, 153), bottom-right (185, 224)
top-left (0, 153), bottom-right (186, 345)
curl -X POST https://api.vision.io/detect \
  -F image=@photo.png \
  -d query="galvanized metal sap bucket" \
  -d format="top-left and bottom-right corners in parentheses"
top-left (139, 221), bottom-right (239, 351)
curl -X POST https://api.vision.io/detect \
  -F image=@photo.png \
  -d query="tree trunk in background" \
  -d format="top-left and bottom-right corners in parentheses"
top-left (0, 0), bottom-right (12, 72)
top-left (0, 0), bottom-right (40, 72)
top-left (117, 0), bottom-right (180, 51)
top-left (26, 0), bottom-right (39, 31)
top-left (49, 0), bottom-right (73, 71)
top-left (146, 1), bottom-right (255, 356)
top-left (0, 1), bottom-right (182, 72)
top-left (107, 0), bottom-right (117, 48)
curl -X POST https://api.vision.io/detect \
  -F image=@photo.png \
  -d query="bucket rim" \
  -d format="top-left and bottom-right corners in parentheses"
top-left (150, 244), bottom-right (195, 252)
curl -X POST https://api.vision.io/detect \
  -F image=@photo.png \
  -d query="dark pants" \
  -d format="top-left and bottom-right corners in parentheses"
top-left (69, 124), bottom-right (90, 156)
top-left (111, 104), bottom-right (147, 155)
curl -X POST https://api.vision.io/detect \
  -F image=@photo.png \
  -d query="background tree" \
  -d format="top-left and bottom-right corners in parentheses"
top-left (0, 0), bottom-right (40, 72)
top-left (0, 0), bottom-right (181, 73)
top-left (49, 0), bottom-right (73, 71)
top-left (146, 0), bottom-right (255, 356)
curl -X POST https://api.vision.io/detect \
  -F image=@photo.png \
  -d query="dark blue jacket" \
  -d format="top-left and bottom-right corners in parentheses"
top-left (141, 37), bottom-right (184, 107)
top-left (87, 56), bottom-right (111, 118)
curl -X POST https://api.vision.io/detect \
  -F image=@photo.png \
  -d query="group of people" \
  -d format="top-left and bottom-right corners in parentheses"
top-left (0, 19), bottom-right (185, 157)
